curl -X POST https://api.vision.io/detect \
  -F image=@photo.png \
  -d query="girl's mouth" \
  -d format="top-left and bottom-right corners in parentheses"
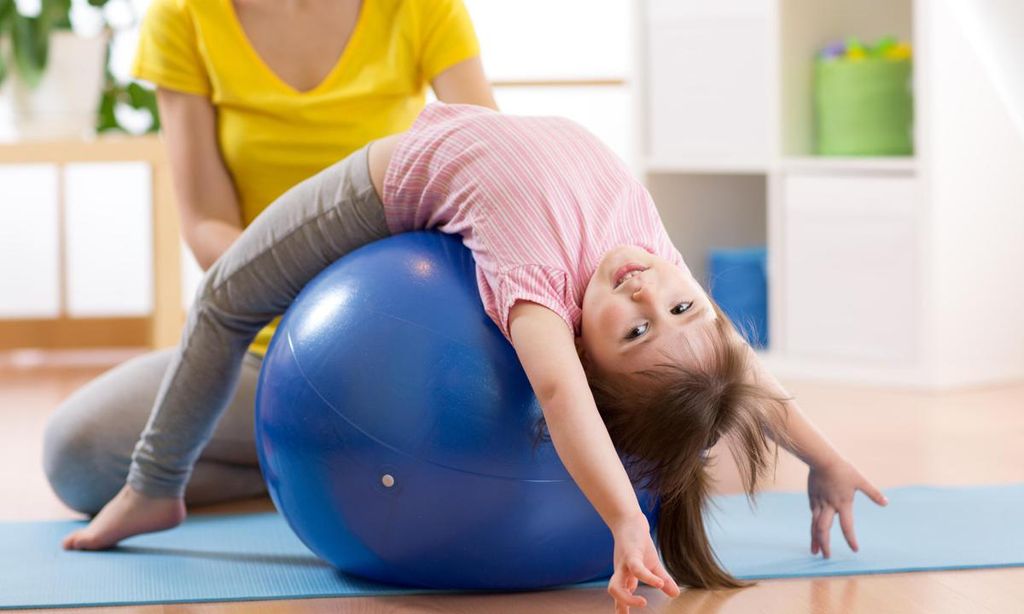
top-left (613, 264), bottom-right (647, 288)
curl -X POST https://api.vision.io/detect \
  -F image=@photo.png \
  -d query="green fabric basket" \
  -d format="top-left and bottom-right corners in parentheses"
top-left (814, 57), bottom-right (913, 155)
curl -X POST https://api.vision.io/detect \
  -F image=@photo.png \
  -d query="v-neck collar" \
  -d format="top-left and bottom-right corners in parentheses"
top-left (223, 0), bottom-right (369, 96)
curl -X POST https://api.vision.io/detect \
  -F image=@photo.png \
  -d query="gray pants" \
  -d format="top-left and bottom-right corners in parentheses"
top-left (43, 350), bottom-right (267, 514)
top-left (43, 144), bottom-right (390, 508)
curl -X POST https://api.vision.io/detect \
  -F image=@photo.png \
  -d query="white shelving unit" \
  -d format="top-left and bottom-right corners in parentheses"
top-left (634, 0), bottom-right (1024, 388)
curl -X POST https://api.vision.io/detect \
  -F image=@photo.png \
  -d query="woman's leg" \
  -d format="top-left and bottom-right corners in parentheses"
top-left (127, 144), bottom-right (390, 499)
top-left (43, 349), bottom-right (266, 515)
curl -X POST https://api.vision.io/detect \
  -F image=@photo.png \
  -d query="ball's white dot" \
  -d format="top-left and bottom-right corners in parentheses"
top-left (381, 474), bottom-right (395, 488)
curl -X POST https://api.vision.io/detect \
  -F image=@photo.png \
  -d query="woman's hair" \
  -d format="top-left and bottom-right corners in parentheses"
top-left (537, 303), bottom-right (791, 589)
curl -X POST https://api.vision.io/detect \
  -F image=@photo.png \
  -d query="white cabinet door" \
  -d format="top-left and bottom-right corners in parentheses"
top-left (0, 165), bottom-right (60, 317)
top-left (644, 0), bottom-right (771, 168)
top-left (782, 174), bottom-right (917, 364)
top-left (64, 162), bottom-right (153, 317)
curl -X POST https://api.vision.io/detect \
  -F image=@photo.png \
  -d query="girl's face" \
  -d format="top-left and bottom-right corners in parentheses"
top-left (579, 245), bottom-right (716, 376)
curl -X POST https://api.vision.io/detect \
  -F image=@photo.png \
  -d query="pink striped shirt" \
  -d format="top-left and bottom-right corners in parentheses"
top-left (382, 103), bottom-right (684, 339)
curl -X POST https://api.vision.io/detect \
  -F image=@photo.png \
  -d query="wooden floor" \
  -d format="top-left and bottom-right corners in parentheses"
top-left (3, 350), bottom-right (1023, 613)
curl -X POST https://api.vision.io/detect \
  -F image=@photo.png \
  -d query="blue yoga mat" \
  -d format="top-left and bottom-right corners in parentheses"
top-left (3, 484), bottom-right (1022, 609)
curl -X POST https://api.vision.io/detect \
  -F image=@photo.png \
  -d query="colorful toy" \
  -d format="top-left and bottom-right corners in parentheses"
top-left (845, 36), bottom-right (867, 60)
top-left (886, 42), bottom-right (912, 60)
top-left (821, 42), bottom-right (845, 60)
top-left (870, 35), bottom-right (898, 58)
top-left (818, 35), bottom-right (912, 62)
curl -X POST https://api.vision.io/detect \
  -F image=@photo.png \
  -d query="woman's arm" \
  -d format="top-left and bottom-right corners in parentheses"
top-left (508, 302), bottom-right (679, 610)
top-left (431, 56), bottom-right (499, 111)
top-left (156, 88), bottom-right (244, 270)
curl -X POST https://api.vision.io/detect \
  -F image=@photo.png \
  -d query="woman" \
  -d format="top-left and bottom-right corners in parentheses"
top-left (43, 0), bottom-right (497, 514)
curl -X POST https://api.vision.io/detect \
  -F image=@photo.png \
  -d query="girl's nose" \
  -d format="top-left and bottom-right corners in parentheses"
top-left (631, 284), bottom-right (650, 302)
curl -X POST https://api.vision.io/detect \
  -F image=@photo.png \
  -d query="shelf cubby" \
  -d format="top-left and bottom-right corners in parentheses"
top-left (635, 0), bottom-right (1024, 387)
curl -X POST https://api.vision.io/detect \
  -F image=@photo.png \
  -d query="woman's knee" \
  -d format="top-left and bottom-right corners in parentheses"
top-left (41, 351), bottom-right (171, 515)
top-left (42, 404), bottom-right (127, 515)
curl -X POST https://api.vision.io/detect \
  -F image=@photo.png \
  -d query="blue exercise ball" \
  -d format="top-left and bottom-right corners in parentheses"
top-left (255, 231), bottom-right (658, 590)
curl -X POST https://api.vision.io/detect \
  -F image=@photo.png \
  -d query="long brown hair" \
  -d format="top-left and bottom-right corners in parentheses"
top-left (581, 306), bottom-right (790, 588)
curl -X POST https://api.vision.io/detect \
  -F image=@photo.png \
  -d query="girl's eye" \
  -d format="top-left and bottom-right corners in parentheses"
top-left (625, 322), bottom-right (649, 340)
top-left (671, 301), bottom-right (693, 315)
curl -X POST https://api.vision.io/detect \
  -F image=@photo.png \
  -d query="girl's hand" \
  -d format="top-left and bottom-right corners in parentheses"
top-left (608, 515), bottom-right (680, 613)
top-left (807, 458), bottom-right (888, 558)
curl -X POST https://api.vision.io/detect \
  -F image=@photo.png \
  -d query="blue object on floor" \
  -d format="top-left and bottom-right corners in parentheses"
top-left (707, 246), bottom-right (768, 348)
top-left (4, 484), bottom-right (1024, 609)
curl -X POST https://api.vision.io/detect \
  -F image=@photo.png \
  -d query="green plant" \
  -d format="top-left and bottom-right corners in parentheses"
top-left (95, 0), bottom-right (160, 134)
top-left (0, 0), bottom-right (73, 88)
top-left (0, 0), bottom-right (159, 134)
top-left (96, 66), bottom-right (160, 134)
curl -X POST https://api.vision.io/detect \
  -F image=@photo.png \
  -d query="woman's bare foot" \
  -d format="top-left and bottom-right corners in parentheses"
top-left (62, 483), bottom-right (186, 550)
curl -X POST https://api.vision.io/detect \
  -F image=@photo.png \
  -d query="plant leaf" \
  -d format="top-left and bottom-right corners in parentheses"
top-left (11, 14), bottom-right (50, 89)
top-left (129, 81), bottom-right (161, 132)
top-left (0, 0), bottom-right (16, 87)
top-left (41, 0), bottom-right (72, 30)
top-left (95, 84), bottom-right (121, 133)
top-left (96, 79), bottom-right (161, 134)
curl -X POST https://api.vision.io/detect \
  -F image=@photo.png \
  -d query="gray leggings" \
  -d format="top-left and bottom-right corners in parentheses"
top-left (43, 144), bottom-right (390, 508)
top-left (43, 350), bottom-right (266, 514)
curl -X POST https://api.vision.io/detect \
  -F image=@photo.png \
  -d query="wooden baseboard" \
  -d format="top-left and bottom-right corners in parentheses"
top-left (0, 317), bottom-right (154, 350)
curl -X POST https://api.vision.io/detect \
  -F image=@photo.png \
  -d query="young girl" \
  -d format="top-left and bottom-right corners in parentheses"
top-left (62, 103), bottom-right (887, 610)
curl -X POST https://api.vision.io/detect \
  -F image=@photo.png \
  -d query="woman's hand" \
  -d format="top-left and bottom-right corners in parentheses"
top-left (807, 458), bottom-right (888, 558)
top-left (608, 514), bottom-right (680, 613)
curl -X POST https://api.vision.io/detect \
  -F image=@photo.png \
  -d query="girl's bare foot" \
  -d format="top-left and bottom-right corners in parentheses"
top-left (62, 483), bottom-right (186, 550)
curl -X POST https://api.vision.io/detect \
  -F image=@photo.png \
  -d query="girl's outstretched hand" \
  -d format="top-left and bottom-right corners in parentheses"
top-left (608, 514), bottom-right (680, 613)
top-left (807, 457), bottom-right (888, 558)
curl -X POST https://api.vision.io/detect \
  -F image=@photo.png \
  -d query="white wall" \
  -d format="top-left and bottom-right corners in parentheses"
top-left (946, 0), bottom-right (1024, 138)
top-left (924, 0), bottom-right (1024, 386)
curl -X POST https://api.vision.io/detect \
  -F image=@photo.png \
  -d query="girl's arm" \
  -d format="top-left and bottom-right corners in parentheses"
top-left (507, 302), bottom-right (679, 610)
top-left (156, 88), bottom-right (244, 270)
top-left (431, 57), bottom-right (499, 111)
top-left (747, 351), bottom-right (888, 557)
top-left (508, 302), bottom-right (642, 529)
top-left (746, 351), bottom-right (844, 468)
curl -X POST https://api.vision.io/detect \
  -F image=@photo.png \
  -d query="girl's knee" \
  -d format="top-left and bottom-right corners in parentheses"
top-left (192, 276), bottom-right (275, 340)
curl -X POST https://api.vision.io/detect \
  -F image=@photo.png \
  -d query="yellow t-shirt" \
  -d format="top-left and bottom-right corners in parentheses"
top-left (132, 0), bottom-right (480, 355)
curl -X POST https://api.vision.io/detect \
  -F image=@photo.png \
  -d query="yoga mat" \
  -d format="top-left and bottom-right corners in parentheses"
top-left (2, 484), bottom-right (1022, 609)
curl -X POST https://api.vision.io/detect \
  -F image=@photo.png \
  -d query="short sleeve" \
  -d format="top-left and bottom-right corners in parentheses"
top-left (415, 0), bottom-right (481, 82)
top-left (496, 265), bottom-right (581, 340)
top-left (131, 0), bottom-right (211, 96)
